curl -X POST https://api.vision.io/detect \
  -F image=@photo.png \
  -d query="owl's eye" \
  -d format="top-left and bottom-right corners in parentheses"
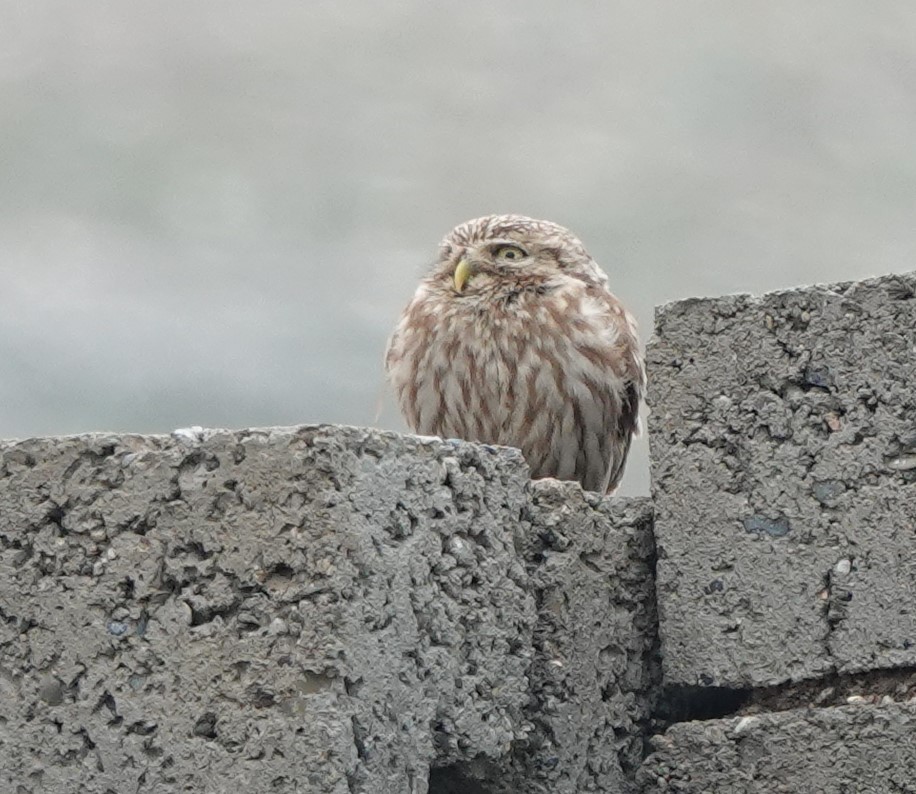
top-left (493, 244), bottom-right (527, 262)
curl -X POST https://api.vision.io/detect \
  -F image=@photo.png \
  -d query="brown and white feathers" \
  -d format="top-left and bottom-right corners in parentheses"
top-left (385, 214), bottom-right (644, 494)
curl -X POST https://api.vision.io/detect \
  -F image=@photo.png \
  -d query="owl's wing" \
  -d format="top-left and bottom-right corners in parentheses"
top-left (596, 291), bottom-right (645, 494)
top-left (600, 380), bottom-right (639, 494)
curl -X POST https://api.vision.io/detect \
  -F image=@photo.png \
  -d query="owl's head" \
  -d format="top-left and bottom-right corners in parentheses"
top-left (431, 214), bottom-right (606, 295)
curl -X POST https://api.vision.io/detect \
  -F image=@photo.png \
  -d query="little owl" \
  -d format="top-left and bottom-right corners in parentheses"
top-left (385, 215), bottom-right (644, 494)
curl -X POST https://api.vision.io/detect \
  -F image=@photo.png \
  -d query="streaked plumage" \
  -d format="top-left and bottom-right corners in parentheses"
top-left (385, 214), bottom-right (644, 493)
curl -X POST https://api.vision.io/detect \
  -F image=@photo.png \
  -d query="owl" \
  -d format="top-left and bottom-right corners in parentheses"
top-left (385, 215), bottom-right (644, 494)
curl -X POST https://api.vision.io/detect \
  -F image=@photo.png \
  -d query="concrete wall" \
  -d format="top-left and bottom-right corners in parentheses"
top-left (0, 426), bottom-right (655, 793)
top-left (0, 270), bottom-right (913, 792)
top-left (643, 270), bottom-right (916, 792)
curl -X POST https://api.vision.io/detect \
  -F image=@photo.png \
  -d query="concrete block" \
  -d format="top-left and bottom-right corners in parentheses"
top-left (648, 272), bottom-right (916, 687)
top-left (0, 424), bottom-right (656, 793)
top-left (638, 703), bottom-right (916, 793)
top-left (0, 426), bottom-right (532, 792)
top-left (437, 482), bottom-right (656, 793)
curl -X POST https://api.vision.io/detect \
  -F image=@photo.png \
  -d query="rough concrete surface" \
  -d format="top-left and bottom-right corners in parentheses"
top-left (0, 424), bottom-right (655, 793)
top-left (648, 271), bottom-right (916, 687)
top-left (639, 702), bottom-right (916, 793)
top-left (438, 482), bottom-right (657, 794)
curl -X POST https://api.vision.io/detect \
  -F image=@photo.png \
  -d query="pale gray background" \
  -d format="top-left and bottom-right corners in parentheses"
top-left (3, 2), bottom-right (915, 495)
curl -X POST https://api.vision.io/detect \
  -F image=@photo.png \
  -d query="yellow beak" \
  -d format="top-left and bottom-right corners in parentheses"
top-left (453, 258), bottom-right (473, 293)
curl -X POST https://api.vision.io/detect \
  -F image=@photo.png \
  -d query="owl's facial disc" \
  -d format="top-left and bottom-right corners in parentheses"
top-left (452, 241), bottom-right (540, 293)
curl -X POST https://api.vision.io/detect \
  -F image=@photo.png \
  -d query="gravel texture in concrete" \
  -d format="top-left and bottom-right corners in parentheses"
top-left (648, 272), bottom-right (916, 687)
top-left (639, 702), bottom-right (916, 793)
top-left (437, 481), bottom-right (657, 794)
top-left (0, 424), bottom-right (655, 793)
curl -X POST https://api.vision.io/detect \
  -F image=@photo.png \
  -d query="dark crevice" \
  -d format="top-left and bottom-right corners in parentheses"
top-left (635, 512), bottom-right (664, 769)
top-left (652, 665), bottom-right (916, 732)
top-left (192, 711), bottom-right (218, 740)
top-left (654, 685), bottom-right (752, 725)
top-left (743, 666), bottom-right (916, 715)
top-left (350, 716), bottom-right (368, 761)
top-left (428, 765), bottom-right (493, 794)
top-left (187, 599), bottom-right (242, 627)
top-left (44, 504), bottom-right (66, 529)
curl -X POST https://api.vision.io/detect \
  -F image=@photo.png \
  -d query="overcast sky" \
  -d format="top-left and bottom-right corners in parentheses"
top-left (3, 1), bottom-right (915, 494)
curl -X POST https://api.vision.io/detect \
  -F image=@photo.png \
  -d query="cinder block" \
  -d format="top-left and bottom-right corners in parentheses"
top-left (0, 425), bottom-right (656, 793)
top-left (648, 272), bottom-right (916, 687)
top-left (638, 703), bottom-right (916, 793)
top-left (519, 484), bottom-right (656, 793)
top-left (439, 482), bottom-right (656, 794)
top-left (0, 426), bottom-right (533, 792)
